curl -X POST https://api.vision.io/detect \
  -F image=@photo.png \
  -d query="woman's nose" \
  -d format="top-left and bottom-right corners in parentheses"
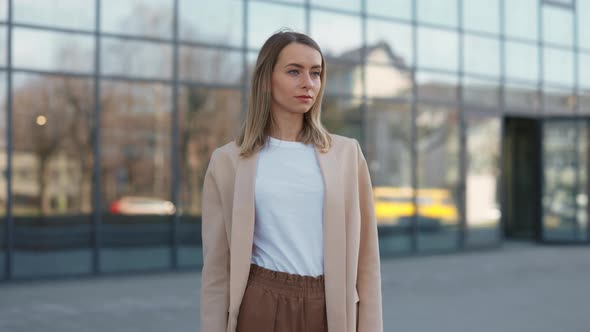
top-left (300, 73), bottom-right (314, 88)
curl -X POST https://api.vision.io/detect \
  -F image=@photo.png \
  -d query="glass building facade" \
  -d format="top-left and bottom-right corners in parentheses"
top-left (1, 0), bottom-right (589, 281)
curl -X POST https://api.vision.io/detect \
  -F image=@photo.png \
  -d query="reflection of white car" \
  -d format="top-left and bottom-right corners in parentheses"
top-left (109, 196), bottom-right (176, 215)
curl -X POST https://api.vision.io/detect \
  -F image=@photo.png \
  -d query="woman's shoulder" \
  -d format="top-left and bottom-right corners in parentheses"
top-left (327, 133), bottom-right (361, 154)
top-left (207, 140), bottom-right (240, 170)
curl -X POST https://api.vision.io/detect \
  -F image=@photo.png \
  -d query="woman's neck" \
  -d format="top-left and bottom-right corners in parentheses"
top-left (269, 113), bottom-right (304, 142)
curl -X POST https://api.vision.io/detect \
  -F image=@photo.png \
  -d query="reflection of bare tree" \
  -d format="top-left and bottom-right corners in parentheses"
top-left (179, 87), bottom-right (240, 215)
top-left (14, 78), bottom-right (93, 214)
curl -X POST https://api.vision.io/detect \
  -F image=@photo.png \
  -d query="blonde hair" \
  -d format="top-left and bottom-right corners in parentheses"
top-left (236, 30), bottom-right (332, 157)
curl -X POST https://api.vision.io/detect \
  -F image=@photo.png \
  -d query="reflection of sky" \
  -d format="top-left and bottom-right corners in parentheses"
top-left (0, 0), bottom-right (587, 90)
top-left (102, 0), bottom-right (173, 37)
top-left (0, 26), bottom-right (5, 65)
top-left (13, 28), bottom-right (94, 73)
top-left (366, 0), bottom-right (411, 20)
top-left (0, 1), bottom-right (6, 21)
top-left (13, 0), bottom-right (94, 30)
top-left (180, 0), bottom-right (243, 47)
top-left (310, 11), bottom-right (362, 59)
top-left (248, 1), bottom-right (305, 50)
top-left (311, 0), bottom-right (360, 12)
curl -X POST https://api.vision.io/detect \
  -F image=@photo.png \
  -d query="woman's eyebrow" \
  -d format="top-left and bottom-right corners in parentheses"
top-left (284, 63), bottom-right (322, 70)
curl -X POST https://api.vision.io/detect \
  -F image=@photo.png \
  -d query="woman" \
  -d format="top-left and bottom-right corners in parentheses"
top-left (200, 30), bottom-right (383, 332)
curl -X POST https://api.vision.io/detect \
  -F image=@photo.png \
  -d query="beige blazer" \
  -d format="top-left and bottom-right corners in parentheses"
top-left (200, 134), bottom-right (383, 332)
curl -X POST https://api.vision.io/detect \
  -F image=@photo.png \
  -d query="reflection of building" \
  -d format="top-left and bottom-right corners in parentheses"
top-left (0, 150), bottom-right (81, 214)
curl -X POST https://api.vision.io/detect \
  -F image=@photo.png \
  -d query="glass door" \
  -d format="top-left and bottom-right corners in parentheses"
top-left (541, 119), bottom-right (589, 242)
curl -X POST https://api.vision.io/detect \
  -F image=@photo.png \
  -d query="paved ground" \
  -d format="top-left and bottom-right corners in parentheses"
top-left (0, 241), bottom-right (589, 332)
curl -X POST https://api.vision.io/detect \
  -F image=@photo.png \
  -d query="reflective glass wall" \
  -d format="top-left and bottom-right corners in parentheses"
top-left (1, 0), bottom-right (589, 281)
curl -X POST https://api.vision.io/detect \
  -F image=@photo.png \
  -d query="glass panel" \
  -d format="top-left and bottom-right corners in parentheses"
top-left (101, 0), bottom-right (173, 38)
top-left (579, 0), bottom-right (590, 49)
top-left (178, 87), bottom-right (242, 267)
top-left (581, 91), bottom-right (590, 113)
top-left (543, 48), bottom-right (574, 87)
top-left (0, 71), bottom-right (5, 279)
top-left (366, 101), bottom-right (412, 255)
top-left (248, 2), bottom-right (305, 50)
top-left (321, 96), bottom-right (363, 142)
top-left (365, 63), bottom-right (412, 99)
top-left (463, 77), bottom-right (499, 109)
top-left (0, 26), bottom-right (5, 67)
top-left (504, 81), bottom-right (539, 112)
top-left (417, 27), bottom-right (458, 71)
top-left (578, 121), bottom-right (588, 241)
top-left (13, 0), bottom-right (94, 30)
top-left (311, 0), bottom-right (360, 12)
top-left (465, 113), bottom-right (501, 247)
top-left (11, 73), bottom-right (93, 278)
top-left (367, 0), bottom-right (412, 20)
top-left (417, 0), bottom-right (458, 27)
top-left (543, 87), bottom-right (575, 114)
top-left (542, 6), bottom-right (573, 47)
top-left (505, 0), bottom-right (538, 41)
top-left (463, 0), bottom-right (500, 34)
top-left (179, 47), bottom-right (243, 85)
top-left (366, 19), bottom-right (413, 67)
top-left (324, 60), bottom-right (363, 97)
top-left (543, 120), bottom-right (579, 241)
top-left (0, 1), bottom-right (5, 21)
top-left (416, 72), bottom-right (458, 103)
top-left (180, 0), bottom-right (243, 47)
top-left (311, 11), bottom-right (362, 62)
top-left (416, 103), bottom-right (460, 252)
top-left (579, 52), bottom-right (590, 89)
top-left (13, 28), bottom-right (94, 73)
top-left (505, 41), bottom-right (539, 81)
top-left (101, 38), bottom-right (172, 79)
top-left (464, 35), bottom-right (500, 77)
top-left (100, 81), bottom-right (172, 272)
top-left (581, 52), bottom-right (590, 113)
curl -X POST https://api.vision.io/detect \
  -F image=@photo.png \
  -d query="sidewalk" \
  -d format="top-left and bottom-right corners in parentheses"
top-left (1, 242), bottom-right (588, 332)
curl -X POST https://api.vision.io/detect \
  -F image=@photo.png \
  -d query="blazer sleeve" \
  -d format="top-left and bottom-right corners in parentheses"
top-left (355, 140), bottom-right (384, 332)
top-left (200, 150), bottom-right (230, 332)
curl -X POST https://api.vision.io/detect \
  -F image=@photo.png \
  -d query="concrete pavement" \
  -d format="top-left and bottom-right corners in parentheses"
top-left (1, 242), bottom-right (589, 332)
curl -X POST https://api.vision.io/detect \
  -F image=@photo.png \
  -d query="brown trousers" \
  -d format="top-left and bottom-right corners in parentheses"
top-left (236, 264), bottom-right (328, 332)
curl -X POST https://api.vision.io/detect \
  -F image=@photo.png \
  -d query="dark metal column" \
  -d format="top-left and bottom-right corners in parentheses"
top-left (410, 0), bottom-right (418, 253)
top-left (4, 0), bottom-right (14, 280)
top-left (92, 0), bottom-right (103, 275)
top-left (171, 0), bottom-right (180, 268)
top-left (457, 0), bottom-right (467, 250)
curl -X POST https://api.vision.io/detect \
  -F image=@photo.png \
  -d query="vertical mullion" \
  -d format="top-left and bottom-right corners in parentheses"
top-left (92, 0), bottom-right (103, 275)
top-left (498, 0), bottom-right (506, 244)
top-left (458, 0), bottom-right (466, 250)
top-left (5, 0), bottom-right (13, 280)
top-left (410, 0), bottom-right (418, 253)
top-left (171, 0), bottom-right (180, 268)
top-left (360, 0), bottom-right (367, 150)
top-left (242, 0), bottom-right (249, 121)
top-left (538, 0), bottom-right (545, 242)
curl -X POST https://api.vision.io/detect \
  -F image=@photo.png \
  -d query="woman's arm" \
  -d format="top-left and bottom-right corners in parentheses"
top-left (200, 151), bottom-right (230, 332)
top-left (355, 140), bottom-right (384, 332)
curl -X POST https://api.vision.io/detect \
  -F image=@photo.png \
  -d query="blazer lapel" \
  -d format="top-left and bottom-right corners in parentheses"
top-left (316, 146), bottom-right (347, 332)
top-left (228, 151), bottom-right (259, 320)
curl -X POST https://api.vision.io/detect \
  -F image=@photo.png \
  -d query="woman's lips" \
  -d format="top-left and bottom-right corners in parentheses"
top-left (296, 96), bottom-right (313, 102)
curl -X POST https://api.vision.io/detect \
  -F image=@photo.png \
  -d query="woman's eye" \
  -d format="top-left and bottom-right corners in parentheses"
top-left (312, 71), bottom-right (321, 77)
top-left (288, 69), bottom-right (299, 75)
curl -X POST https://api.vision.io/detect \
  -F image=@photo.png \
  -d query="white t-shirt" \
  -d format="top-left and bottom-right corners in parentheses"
top-left (250, 136), bottom-right (325, 277)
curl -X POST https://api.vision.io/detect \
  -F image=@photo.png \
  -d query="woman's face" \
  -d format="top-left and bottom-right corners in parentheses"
top-left (271, 42), bottom-right (322, 116)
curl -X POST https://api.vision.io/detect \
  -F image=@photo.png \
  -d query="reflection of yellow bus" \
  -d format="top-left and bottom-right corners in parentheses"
top-left (373, 187), bottom-right (458, 226)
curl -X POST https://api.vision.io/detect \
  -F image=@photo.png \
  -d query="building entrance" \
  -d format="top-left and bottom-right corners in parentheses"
top-left (502, 117), bottom-right (542, 241)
